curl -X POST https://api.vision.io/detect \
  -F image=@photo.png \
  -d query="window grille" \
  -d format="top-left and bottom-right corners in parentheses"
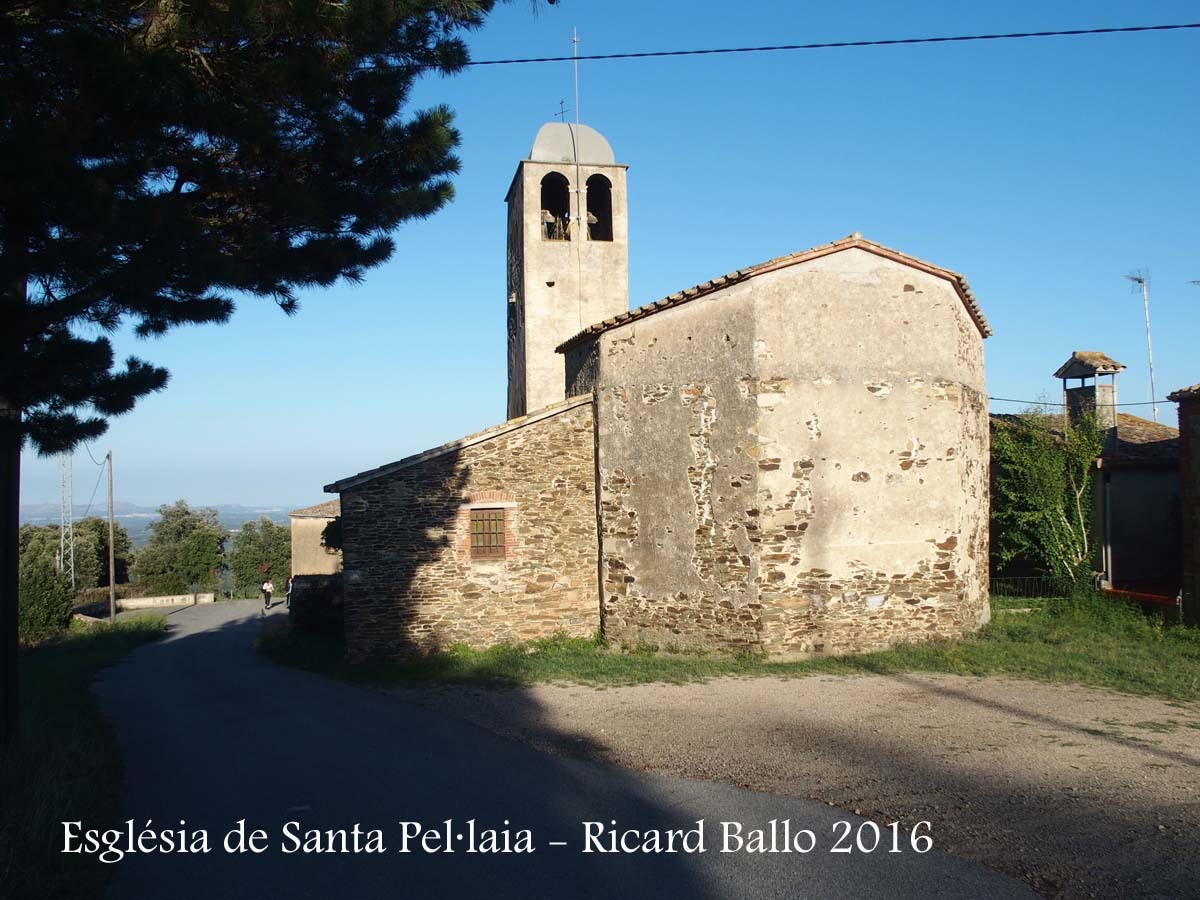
top-left (470, 508), bottom-right (506, 560)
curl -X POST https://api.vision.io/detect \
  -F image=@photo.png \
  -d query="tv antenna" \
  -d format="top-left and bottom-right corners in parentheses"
top-left (555, 99), bottom-right (569, 121)
top-left (1125, 270), bottom-right (1158, 423)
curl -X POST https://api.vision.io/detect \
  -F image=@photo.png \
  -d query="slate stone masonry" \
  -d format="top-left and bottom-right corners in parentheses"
top-left (337, 400), bottom-right (599, 660)
top-left (1169, 384), bottom-right (1200, 625)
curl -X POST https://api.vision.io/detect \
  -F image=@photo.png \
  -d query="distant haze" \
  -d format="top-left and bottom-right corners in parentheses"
top-left (19, 501), bottom-right (299, 545)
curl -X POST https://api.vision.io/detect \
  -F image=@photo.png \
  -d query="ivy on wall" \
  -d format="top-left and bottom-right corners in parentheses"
top-left (991, 411), bottom-right (1105, 585)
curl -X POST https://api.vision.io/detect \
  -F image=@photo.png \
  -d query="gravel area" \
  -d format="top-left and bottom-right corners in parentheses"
top-left (394, 674), bottom-right (1199, 899)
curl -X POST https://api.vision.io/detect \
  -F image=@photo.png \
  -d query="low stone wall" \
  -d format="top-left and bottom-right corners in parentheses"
top-left (119, 593), bottom-right (215, 609)
top-left (75, 592), bottom-right (215, 616)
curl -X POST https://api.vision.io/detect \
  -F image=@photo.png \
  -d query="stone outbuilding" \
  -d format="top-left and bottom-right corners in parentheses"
top-left (326, 123), bottom-right (994, 661)
top-left (288, 499), bottom-right (342, 577)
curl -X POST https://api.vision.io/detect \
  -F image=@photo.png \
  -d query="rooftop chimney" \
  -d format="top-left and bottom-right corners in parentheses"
top-left (1053, 351), bottom-right (1124, 429)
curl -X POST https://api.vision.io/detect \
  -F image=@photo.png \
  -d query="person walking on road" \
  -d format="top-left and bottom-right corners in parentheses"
top-left (285, 575), bottom-right (294, 610)
top-left (261, 578), bottom-right (274, 613)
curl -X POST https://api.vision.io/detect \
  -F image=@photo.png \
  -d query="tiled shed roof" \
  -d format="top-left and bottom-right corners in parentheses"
top-left (289, 499), bottom-right (340, 518)
top-left (555, 233), bottom-right (991, 352)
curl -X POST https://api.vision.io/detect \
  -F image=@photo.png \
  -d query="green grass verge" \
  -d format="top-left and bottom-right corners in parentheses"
top-left (260, 596), bottom-right (1200, 701)
top-left (0, 617), bottom-right (167, 900)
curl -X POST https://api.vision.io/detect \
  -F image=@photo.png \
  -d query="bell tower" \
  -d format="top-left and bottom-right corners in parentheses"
top-left (505, 122), bottom-right (629, 419)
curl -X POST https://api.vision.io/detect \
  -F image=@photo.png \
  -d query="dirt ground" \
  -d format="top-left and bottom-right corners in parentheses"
top-left (394, 674), bottom-right (1199, 899)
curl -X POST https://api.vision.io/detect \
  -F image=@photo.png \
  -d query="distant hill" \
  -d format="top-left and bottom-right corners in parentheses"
top-left (19, 501), bottom-right (300, 545)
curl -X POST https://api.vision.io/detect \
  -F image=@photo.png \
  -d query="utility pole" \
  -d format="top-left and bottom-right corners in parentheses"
top-left (1125, 272), bottom-right (1158, 423)
top-left (107, 451), bottom-right (115, 623)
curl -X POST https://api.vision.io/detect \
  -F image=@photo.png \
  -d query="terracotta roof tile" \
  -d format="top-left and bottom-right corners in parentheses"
top-left (989, 412), bottom-right (1178, 465)
top-left (1052, 351), bottom-right (1126, 380)
top-left (555, 233), bottom-right (991, 353)
top-left (1168, 384), bottom-right (1200, 401)
top-left (289, 499), bottom-right (340, 518)
top-left (1109, 412), bottom-right (1180, 463)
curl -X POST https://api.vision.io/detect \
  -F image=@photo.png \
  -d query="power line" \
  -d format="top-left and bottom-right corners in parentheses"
top-left (82, 443), bottom-right (106, 467)
top-left (451, 22), bottom-right (1200, 68)
top-left (79, 463), bottom-right (107, 521)
top-left (989, 396), bottom-right (1177, 408)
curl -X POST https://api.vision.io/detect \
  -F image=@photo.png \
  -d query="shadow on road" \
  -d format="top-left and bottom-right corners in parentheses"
top-left (94, 606), bottom-right (730, 900)
top-left (92, 605), bottom-right (1035, 900)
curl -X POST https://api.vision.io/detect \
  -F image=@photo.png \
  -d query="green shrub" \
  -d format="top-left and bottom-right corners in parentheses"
top-left (19, 558), bottom-right (75, 644)
top-left (289, 574), bottom-right (343, 636)
top-left (74, 583), bottom-right (153, 608)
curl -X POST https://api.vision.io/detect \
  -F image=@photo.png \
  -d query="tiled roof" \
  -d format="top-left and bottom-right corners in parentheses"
top-left (1052, 351), bottom-right (1126, 380)
top-left (289, 499), bottom-right (340, 518)
top-left (989, 412), bottom-right (1179, 465)
top-left (1168, 384), bottom-right (1200, 402)
top-left (324, 394), bottom-right (593, 494)
top-left (555, 233), bottom-right (991, 352)
top-left (1108, 412), bottom-right (1179, 463)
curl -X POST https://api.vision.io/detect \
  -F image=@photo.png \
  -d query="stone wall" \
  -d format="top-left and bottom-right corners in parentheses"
top-left (290, 516), bottom-right (343, 576)
top-left (338, 398), bottom-right (599, 660)
top-left (589, 247), bottom-right (990, 656)
top-left (1170, 385), bottom-right (1200, 625)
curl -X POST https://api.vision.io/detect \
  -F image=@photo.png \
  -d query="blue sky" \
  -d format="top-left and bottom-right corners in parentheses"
top-left (20, 1), bottom-right (1200, 508)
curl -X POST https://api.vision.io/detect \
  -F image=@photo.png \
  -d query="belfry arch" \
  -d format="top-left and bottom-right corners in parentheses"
top-left (586, 174), bottom-right (613, 241)
top-left (540, 172), bottom-right (570, 241)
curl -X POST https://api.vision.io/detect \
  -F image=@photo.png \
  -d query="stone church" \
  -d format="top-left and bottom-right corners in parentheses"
top-left (325, 123), bottom-right (993, 660)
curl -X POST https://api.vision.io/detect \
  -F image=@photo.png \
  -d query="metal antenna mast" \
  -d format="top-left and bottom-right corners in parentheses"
top-left (57, 452), bottom-right (75, 588)
top-left (1125, 271), bottom-right (1158, 423)
top-left (572, 26), bottom-right (584, 329)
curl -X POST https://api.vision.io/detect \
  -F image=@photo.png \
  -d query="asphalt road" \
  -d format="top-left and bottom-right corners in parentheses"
top-left (93, 601), bottom-right (1037, 899)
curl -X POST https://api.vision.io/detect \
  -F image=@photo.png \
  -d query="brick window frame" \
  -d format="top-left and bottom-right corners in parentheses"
top-left (457, 493), bottom-right (517, 564)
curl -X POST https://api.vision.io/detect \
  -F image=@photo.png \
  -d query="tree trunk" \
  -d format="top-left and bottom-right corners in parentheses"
top-left (0, 398), bottom-right (19, 747)
top-left (1, 243), bottom-right (26, 747)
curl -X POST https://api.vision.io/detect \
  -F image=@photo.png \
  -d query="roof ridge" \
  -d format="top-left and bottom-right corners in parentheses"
top-left (289, 499), bottom-right (341, 518)
top-left (324, 394), bottom-right (593, 493)
top-left (555, 234), bottom-right (990, 352)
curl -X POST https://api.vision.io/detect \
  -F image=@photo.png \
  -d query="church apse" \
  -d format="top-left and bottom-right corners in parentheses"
top-left (571, 240), bottom-right (992, 658)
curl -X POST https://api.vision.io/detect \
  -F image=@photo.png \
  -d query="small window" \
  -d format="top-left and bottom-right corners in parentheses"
top-left (470, 508), bottom-right (506, 560)
top-left (540, 172), bottom-right (571, 241)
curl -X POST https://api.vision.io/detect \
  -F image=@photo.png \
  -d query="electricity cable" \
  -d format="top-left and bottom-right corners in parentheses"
top-left (990, 397), bottom-right (1176, 408)
top-left (388, 22), bottom-right (1200, 70)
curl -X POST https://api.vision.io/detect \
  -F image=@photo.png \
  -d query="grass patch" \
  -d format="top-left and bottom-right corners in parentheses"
top-left (0, 617), bottom-right (166, 900)
top-left (259, 596), bottom-right (1200, 701)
